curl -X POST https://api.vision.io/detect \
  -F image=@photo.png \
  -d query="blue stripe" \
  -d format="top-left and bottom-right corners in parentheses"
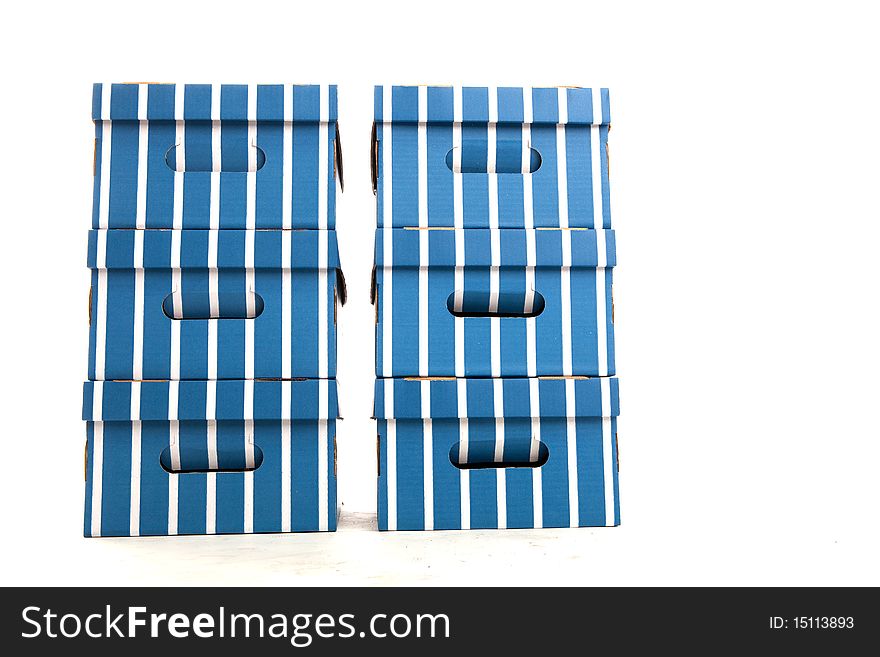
top-left (83, 423), bottom-right (94, 536)
top-left (377, 419), bottom-right (388, 531)
top-left (395, 419), bottom-right (425, 530)
top-left (100, 421), bottom-right (133, 536)
top-left (139, 422), bottom-right (170, 535)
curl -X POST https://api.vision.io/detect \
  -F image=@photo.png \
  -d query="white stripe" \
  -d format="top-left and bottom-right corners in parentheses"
top-left (494, 379), bottom-right (506, 529)
top-left (244, 86), bottom-right (257, 387)
top-left (129, 382), bottom-right (142, 536)
top-left (281, 382), bottom-right (292, 532)
top-left (205, 380), bottom-right (217, 535)
top-left (418, 86), bottom-right (428, 227)
top-left (565, 379), bottom-right (579, 527)
top-left (135, 84), bottom-right (148, 229)
top-left (384, 378), bottom-right (397, 530)
top-left (319, 85), bottom-right (329, 233)
top-left (419, 237), bottom-right (429, 376)
top-left (421, 380), bottom-right (434, 530)
top-left (170, 85), bottom-right (184, 385)
top-left (381, 86), bottom-right (394, 378)
top-left (243, 379), bottom-right (254, 533)
top-left (600, 377), bottom-right (615, 526)
top-left (452, 86), bottom-right (463, 227)
top-left (457, 378), bottom-right (470, 530)
top-left (591, 88), bottom-right (604, 229)
top-left (98, 83), bottom-right (112, 229)
top-left (132, 231), bottom-right (144, 381)
top-left (561, 236), bottom-right (573, 377)
top-left (167, 380), bottom-right (179, 535)
top-left (208, 85), bottom-right (221, 382)
top-left (596, 232), bottom-right (609, 376)
top-left (452, 87), bottom-right (465, 377)
top-left (94, 230), bottom-right (108, 380)
top-left (557, 89), bottom-right (569, 229)
top-left (489, 233), bottom-right (501, 378)
top-left (318, 225), bottom-right (329, 530)
top-left (282, 230), bottom-right (292, 379)
top-left (525, 232), bottom-right (537, 378)
top-left (529, 378), bottom-right (543, 528)
top-left (282, 85), bottom-right (293, 229)
top-left (170, 232), bottom-right (182, 378)
top-left (172, 85), bottom-right (185, 229)
top-left (488, 89), bottom-right (499, 371)
top-left (318, 386), bottom-right (329, 531)
top-left (418, 87), bottom-right (429, 377)
top-left (90, 382), bottom-right (104, 536)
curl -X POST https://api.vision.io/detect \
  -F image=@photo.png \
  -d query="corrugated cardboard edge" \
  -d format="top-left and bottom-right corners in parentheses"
top-left (370, 122), bottom-right (378, 194)
top-left (334, 124), bottom-right (344, 192)
top-left (336, 269), bottom-right (347, 306)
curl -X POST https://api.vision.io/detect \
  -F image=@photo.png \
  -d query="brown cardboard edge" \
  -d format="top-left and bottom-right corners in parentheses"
top-left (336, 269), bottom-right (347, 306)
top-left (370, 122), bottom-right (378, 194)
top-left (334, 124), bottom-right (344, 192)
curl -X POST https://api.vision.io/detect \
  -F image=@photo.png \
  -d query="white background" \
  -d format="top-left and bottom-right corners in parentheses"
top-left (1, 0), bottom-right (878, 586)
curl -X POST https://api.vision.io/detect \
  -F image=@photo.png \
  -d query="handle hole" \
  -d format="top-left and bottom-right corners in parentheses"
top-left (162, 291), bottom-right (264, 320)
top-left (160, 444), bottom-right (264, 474)
top-left (449, 439), bottom-right (549, 470)
top-left (446, 290), bottom-right (545, 318)
top-left (445, 141), bottom-right (541, 174)
top-left (164, 128), bottom-right (266, 172)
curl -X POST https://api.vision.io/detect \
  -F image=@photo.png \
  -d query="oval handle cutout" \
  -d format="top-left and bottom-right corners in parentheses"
top-left (160, 443), bottom-right (264, 474)
top-left (446, 290), bottom-right (545, 318)
top-left (449, 439), bottom-right (549, 470)
top-left (164, 142), bottom-right (266, 172)
top-left (162, 291), bottom-right (264, 320)
top-left (446, 140), bottom-right (541, 174)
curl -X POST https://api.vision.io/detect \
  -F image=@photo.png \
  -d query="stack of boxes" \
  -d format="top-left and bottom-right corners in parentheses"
top-left (82, 83), bottom-right (344, 536)
top-left (371, 86), bottom-right (620, 530)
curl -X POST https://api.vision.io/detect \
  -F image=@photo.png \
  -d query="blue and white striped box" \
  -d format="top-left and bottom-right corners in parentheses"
top-left (92, 83), bottom-right (340, 230)
top-left (372, 85), bottom-right (610, 229)
top-left (84, 82), bottom-right (343, 537)
top-left (374, 227), bottom-right (614, 377)
top-left (372, 84), bottom-right (620, 530)
top-left (83, 379), bottom-right (338, 536)
top-left (87, 228), bottom-right (342, 381)
top-left (374, 377), bottom-right (619, 531)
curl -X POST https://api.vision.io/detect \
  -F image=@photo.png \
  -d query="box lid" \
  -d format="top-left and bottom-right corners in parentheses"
top-left (92, 83), bottom-right (337, 123)
top-left (374, 228), bottom-right (615, 268)
top-left (373, 377), bottom-right (618, 419)
top-left (374, 86), bottom-right (609, 125)
top-left (88, 229), bottom-right (340, 271)
top-left (83, 379), bottom-right (339, 421)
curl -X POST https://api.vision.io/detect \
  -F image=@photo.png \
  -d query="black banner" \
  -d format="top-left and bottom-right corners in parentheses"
top-left (1, 587), bottom-right (874, 654)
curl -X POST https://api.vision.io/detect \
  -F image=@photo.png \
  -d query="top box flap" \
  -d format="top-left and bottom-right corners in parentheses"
top-left (88, 229), bottom-right (341, 271)
top-left (374, 86), bottom-right (609, 125)
top-left (92, 83), bottom-right (337, 123)
top-left (374, 228), bottom-right (615, 269)
top-left (373, 377), bottom-right (619, 419)
top-left (83, 379), bottom-right (339, 421)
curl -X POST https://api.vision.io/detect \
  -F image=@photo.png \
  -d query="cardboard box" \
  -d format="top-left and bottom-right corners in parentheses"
top-left (372, 85), bottom-right (609, 228)
top-left (371, 84), bottom-right (620, 530)
top-left (83, 379), bottom-right (338, 536)
top-left (84, 82), bottom-right (343, 536)
top-left (373, 227), bottom-right (614, 377)
top-left (87, 228), bottom-right (343, 380)
top-left (92, 83), bottom-right (341, 229)
top-left (374, 377), bottom-right (619, 530)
